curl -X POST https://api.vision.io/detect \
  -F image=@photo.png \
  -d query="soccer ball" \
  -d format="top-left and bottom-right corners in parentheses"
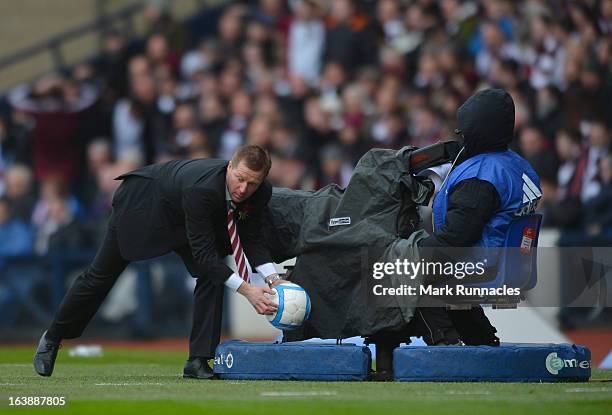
top-left (266, 283), bottom-right (311, 330)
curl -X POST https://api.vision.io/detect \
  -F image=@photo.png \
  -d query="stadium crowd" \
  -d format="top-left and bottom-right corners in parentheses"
top-left (0, 0), bottom-right (611, 330)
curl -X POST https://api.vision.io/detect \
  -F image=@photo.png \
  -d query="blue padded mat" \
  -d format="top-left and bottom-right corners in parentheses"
top-left (214, 340), bottom-right (371, 381)
top-left (394, 342), bottom-right (591, 382)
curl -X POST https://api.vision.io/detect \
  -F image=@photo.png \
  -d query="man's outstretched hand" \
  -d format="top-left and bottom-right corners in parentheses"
top-left (238, 283), bottom-right (278, 315)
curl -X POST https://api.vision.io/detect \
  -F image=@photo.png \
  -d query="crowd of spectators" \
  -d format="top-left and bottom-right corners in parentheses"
top-left (0, 0), bottom-right (611, 328)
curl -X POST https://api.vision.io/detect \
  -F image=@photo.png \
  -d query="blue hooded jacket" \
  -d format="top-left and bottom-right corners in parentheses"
top-left (432, 89), bottom-right (541, 248)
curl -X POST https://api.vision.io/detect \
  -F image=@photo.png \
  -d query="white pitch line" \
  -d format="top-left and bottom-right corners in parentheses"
top-left (565, 388), bottom-right (612, 393)
top-left (260, 391), bottom-right (338, 397)
top-left (444, 391), bottom-right (492, 395)
top-left (94, 383), bottom-right (164, 386)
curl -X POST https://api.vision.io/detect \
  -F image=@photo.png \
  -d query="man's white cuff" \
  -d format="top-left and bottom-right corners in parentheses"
top-left (255, 263), bottom-right (277, 278)
top-left (224, 273), bottom-right (244, 292)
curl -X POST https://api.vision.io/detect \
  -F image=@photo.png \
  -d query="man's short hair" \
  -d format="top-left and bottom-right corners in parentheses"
top-left (232, 145), bottom-right (272, 177)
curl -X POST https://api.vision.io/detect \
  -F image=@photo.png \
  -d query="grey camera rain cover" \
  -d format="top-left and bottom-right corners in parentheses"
top-left (262, 147), bottom-right (434, 340)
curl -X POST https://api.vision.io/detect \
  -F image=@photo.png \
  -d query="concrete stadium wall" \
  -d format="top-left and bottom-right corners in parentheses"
top-left (0, 0), bottom-right (210, 91)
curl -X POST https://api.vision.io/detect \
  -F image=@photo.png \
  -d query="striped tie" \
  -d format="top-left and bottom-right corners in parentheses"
top-left (227, 202), bottom-right (249, 282)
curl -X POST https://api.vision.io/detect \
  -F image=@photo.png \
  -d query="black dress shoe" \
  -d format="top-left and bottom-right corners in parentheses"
top-left (33, 331), bottom-right (61, 377)
top-left (183, 357), bottom-right (214, 379)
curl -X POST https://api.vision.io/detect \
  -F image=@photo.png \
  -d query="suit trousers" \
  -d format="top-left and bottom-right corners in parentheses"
top-left (47, 218), bottom-right (225, 359)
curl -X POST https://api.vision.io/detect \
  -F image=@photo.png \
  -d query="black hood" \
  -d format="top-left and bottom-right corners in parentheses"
top-left (457, 88), bottom-right (515, 157)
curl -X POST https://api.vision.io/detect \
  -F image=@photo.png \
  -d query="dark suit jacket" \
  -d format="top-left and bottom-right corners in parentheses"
top-left (111, 158), bottom-right (273, 285)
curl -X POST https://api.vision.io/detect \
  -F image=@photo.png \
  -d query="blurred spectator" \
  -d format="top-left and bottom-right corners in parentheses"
top-left (440, 0), bottom-right (478, 43)
top-left (147, 33), bottom-right (181, 78)
top-left (184, 128), bottom-right (212, 159)
top-left (242, 40), bottom-right (269, 88)
top-left (555, 128), bottom-right (583, 200)
top-left (518, 124), bottom-right (558, 181)
top-left (579, 119), bottom-right (611, 202)
top-left (474, 19), bottom-right (521, 80)
top-left (377, 0), bottom-right (406, 49)
top-left (532, 85), bottom-right (562, 139)
top-left (217, 90), bottom-right (252, 159)
top-left (169, 102), bottom-right (198, 153)
top-left (300, 95), bottom-right (337, 164)
top-left (142, 0), bottom-right (191, 52)
top-left (287, 0), bottom-right (325, 85)
top-left (543, 128), bottom-right (583, 228)
top-left (600, 0), bottom-right (612, 34)
top-left (93, 30), bottom-right (130, 101)
top-left (341, 84), bottom-right (368, 131)
top-left (0, 196), bottom-right (33, 257)
top-left (156, 65), bottom-right (180, 116)
top-left (217, 6), bottom-right (246, 59)
top-left (550, 120), bottom-right (611, 228)
top-left (33, 196), bottom-right (88, 256)
top-left (583, 153), bottom-right (612, 242)
top-left (245, 17), bottom-right (276, 66)
top-left (0, 196), bottom-right (41, 328)
top-left (371, 109), bottom-right (406, 148)
top-left (323, 0), bottom-right (379, 75)
top-left (564, 58), bottom-right (612, 129)
top-left (524, 14), bottom-right (566, 90)
top-left (318, 62), bottom-right (348, 118)
top-left (79, 149), bottom-right (145, 245)
top-left (255, 93), bottom-right (284, 124)
top-left (270, 122), bottom-right (300, 158)
top-left (338, 124), bottom-right (372, 167)
top-left (79, 139), bottom-right (113, 217)
top-left (256, 0), bottom-right (291, 33)
top-left (31, 176), bottom-right (83, 228)
top-left (198, 93), bottom-right (228, 154)
top-left (269, 154), bottom-right (314, 189)
top-left (408, 106), bottom-right (446, 148)
top-left (179, 39), bottom-right (216, 93)
top-left (7, 75), bottom-right (99, 182)
top-left (0, 116), bottom-right (30, 187)
top-left (112, 69), bottom-right (168, 164)
top-left (414, 51), bottom-right (445, 90)
top-left (246, 115), bottom-right (273, 149)
top-left (3, 164), bottom-right (36, 223)
top-left (316, 143), bottom-right (352, 188)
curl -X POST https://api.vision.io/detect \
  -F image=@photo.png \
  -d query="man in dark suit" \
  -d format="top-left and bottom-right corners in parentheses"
top-left (34, 145), bottom-right (284, 379)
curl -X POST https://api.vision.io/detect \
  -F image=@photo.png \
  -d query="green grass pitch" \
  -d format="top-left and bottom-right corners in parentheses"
top-left (0, 346), bottom-right (611, 415)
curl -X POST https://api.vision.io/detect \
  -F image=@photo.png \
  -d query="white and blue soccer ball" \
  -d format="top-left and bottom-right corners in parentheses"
top-left (266, 283), bottom-right (311, 330)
